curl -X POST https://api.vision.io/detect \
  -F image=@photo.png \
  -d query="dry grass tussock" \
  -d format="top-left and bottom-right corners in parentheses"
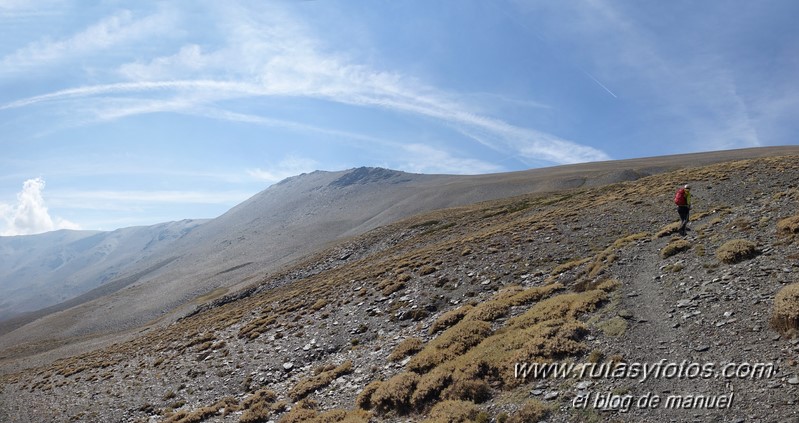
top-left (716, 239), bottom-right (758, 264)
top-left (661, 239), bottom-right (691, 258)
top-left (506, 399), bottom-right (550, 423)
top-left (420, 400), bottom-right (483, 423)
top-left (277, 398), bottom-right (370, 423)
top-left (388, 338), bottom-right (424, 362)
top-left (770, 283), bottom-right (799, 338)
top-left (358, 282), bottom-right (614, 416)
top-left (163, 396), bottom-right (240, 423)
top-left (777, 214), bottom-right (799, 236)
top-left (428, 304), bottom-right (473, 335)
top-left (289, 361), bottom-right (353, 401)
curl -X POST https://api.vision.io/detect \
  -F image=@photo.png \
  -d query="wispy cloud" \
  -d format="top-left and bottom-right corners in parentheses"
top-left (0, 7), bottom-right (176, 76)
top-left (0, 178), bottom-right (80, 236)
top-left (400, 144), bottom-right (503, 175)
top-left (0, 2), bottom-right (610, 166)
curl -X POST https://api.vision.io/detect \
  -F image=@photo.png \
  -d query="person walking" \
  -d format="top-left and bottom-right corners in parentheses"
top-left (674, 184), bottom-right (691, 235)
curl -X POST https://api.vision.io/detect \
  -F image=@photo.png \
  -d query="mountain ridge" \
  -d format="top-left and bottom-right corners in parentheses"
top-left (2, 151), bottom-right (798, 422)
top-left (1, 146), bottom-right (797, 367)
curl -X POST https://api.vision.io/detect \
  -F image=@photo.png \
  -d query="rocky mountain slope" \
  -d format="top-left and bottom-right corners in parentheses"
top-left (1, 152), bottom-right (797, 422)
top-left (8, 147), bottom-right (795, 367)
top-left (0, 220), bottom-right (204, 320)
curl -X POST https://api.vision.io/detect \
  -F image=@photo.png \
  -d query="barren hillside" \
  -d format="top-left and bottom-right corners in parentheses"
top-left (1, 152), bottom-right (797, 422)
top-left (7, 147), bottom-right (796, 365)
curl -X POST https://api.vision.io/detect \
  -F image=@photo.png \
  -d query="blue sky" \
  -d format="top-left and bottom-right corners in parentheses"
top-left (1, 0), bottom-right (797, 234)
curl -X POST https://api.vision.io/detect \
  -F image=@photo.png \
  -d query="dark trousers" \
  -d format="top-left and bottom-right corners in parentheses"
top-left (677, 206), bottom-right (690, 234)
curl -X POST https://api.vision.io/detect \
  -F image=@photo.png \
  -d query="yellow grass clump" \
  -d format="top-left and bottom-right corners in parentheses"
top-left (289, 361), bottom-right (353, 401)
top-left (163, 396), bottom-right (240, 423)
top-left (420, 400), bottom-right (482, 423)
top-left (655, 222), bottom-right (682, 238)
top-left (777, 215), bottom-right (799, 235)
top-left (716, 239), bottom-right (758, 264)
top-left (661, 239), bottom-right (691, 258)
top-left (408, 320), bottom-right (493, 373)
top-left (370, 372), bottom-right (420, 413)
top-left (463, 284), bottom-right (563, 323)
top-left (429, 305), bottom-right (473, 335)
top-left (388, 338), bottom-right (424, 362)
top-left (770, 283), bottom-right (799, 338)
top-left (507, 400), bottom-right (550, 423)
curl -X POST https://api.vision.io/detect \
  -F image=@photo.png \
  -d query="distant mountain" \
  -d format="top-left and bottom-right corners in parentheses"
top-left (4, 147), bottom-right (799, 422)
top-left (2, 146), bottom-right (798, 358)
top-left (0, 220), bottom-right (204, 319)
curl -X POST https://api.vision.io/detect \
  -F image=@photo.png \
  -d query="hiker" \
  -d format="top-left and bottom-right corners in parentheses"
top-left (674, 184), bottom-right (691, 235)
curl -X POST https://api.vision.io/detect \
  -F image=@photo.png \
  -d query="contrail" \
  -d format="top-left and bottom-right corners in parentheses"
top-left (584, 71), bottom-right (618, 98)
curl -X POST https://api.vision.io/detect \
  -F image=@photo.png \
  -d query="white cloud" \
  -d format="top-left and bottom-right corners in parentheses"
top-left (247, 156), bottom-right (319, 183)
top-left (400, 144), bottom-right (504, 175)
top-left (0, 2), bottom-right (610, 166)
top-left (0, 8), bottom-right (176, 75)
top-left (0, 178), bottom-right (80, 236)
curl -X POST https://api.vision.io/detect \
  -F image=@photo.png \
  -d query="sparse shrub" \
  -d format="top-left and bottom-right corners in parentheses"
top-left (412, 367), bottom-right (452, 408)
top-left (770, 283), bottom-right (799, 338)
top-left (420, 265), bottom-right (437, 276)
top-left (163, 397), bottom-right (239, 423)
top-left (661, 239), bottom-right (691, 258)
top-left (663, 262), bottom-right (684, 273)
top-left (356, 380), bottom-right (382, 410)
top-left (278, 398), bottom-right (318, 423)
top-left (444, 379), bottom-right (491, 403)
top-left (587, 349), bottom-right (603, 363)
top-left (429, 305), bottom-right (473, 335)
top-left (240, 389), bottom-right (276, 423)
top-left (597, 316), bottom-right (628, 337)
top-left (464, 284), bottom-right (563, 323)
top-left (405, 309), bottom-right (430, 321)
top-left (716, 239), bottom-right (758, 264)
top-left (507, 400), bottom-right (550, 423)
top-left (574, 278), bottom-right (619, 293)
top-left (655, 222), bottom-right (682, 238)
top-left (777, 215), bottom-right (799, 235)
top-left (311, 409), bottom-right (370, 423)
top-left (311, 299), bottom-right (328, 311)
top-left (408, 321), bottom-right (492, 373)
top-left (551, 257), bottom-right (591, 275)
top-left (421, 400), bottom-right (480, 423)
top-left (371, 372), bottom-right (420, 413)
top-left (382, 281), bottom-right (405, 296)
top-left (389, 338), bottom-right (424, 362)
top-left (289, 361), bottom-right (353, 401)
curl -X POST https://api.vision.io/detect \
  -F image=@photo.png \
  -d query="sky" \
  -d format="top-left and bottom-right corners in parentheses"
top-left (1, 0), bottom-right (798, 235)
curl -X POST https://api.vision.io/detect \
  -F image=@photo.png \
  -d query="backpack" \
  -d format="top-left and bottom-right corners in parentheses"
top-left (674, 188), bottom-right (687, 206)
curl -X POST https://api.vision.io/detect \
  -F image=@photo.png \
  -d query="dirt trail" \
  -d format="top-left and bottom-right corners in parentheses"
top-left (591, 214), bottom-right (797, 423)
